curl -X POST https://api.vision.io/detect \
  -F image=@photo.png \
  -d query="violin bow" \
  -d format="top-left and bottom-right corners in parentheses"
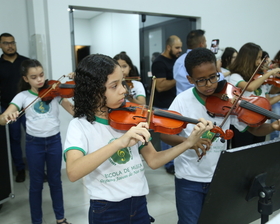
top-left (147, 76), bottom-right (156, 126)
top-left (197, 57), bottom-right (267, 161)
top-left (7, 75), bottom-right (66, 124)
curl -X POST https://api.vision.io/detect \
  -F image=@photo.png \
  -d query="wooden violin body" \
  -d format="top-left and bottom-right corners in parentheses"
top-left (39, 80), bottom-right (75, 101)
top-left (254, 73), bottom-right (280, 88)
top-left (206, 81), bottom-right (273, 127)
top-left (109, 102), bottom-right (234, 140)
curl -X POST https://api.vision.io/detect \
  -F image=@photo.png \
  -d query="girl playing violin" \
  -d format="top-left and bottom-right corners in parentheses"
top-left (64, 54), bottom-right (213, 224)
top-left (160, 48), bottom-right (280, 224)
top-left (228, 43), bottom-right (280, 147)
top-left (0, 59), bottom-right (73, 224)
top-left (113, 52), bottom-right (146, 105)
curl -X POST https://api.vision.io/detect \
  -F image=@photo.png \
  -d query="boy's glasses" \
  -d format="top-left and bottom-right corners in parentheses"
top-left (1, 41), bottom-right (16, 46)
top-left (194, 74), bottom-right (220, 87)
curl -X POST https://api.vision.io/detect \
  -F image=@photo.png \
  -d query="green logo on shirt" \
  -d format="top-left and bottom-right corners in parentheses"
top-left (108, 138), bottom-right (133, 165)
top-left (202, 130), bottom-right (218, 142)
top-left (34, 101), bottom-right (50, 114)
top-left (254, 88), bottom-right (262, 96)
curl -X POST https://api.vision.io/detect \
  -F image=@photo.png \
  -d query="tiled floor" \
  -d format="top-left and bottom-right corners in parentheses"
top-left (0, 162), bottom-right (279, 224)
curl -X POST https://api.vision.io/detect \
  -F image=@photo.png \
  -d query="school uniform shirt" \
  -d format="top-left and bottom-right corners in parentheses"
top-left (11, 90), bottom-right (62, 137)
top-left (169, 87), bottom-right (247, 183)
top-left (128, 80), bottom-right (146, 100)
top-left (229, 73), bottom-right (271, 97)
top-left (64, 116), bottom-right (149, 202)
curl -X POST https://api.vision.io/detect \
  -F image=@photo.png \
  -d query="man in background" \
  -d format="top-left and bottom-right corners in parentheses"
top-left (173, 29), bottom-right (208, 95)
top-left (151, 35), bottom-right (182, 174)
top-left (0, 33), bottom-right (29, 182)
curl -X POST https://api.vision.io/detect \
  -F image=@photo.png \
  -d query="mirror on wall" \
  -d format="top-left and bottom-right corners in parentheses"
top-left (70, 8), bottom-right (196, 96)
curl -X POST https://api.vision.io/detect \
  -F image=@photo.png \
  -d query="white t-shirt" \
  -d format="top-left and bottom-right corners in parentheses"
top-left (64, 116), bottom-right (149, 202)
top-left (129, 80), bottom-right (146, 99)
top-left (229, 73), bottom-right (270, 97)
top-left (169, 88), bottom-right (247, 183)
top-left (11, 90), bottom-right (62, 137)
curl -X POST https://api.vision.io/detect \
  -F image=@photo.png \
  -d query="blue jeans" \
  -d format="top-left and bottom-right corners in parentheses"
top-left (26, 133), bottom-right (64, 224)
top-left (89, 196), bottom-right (150, 224)
top-left (161, 141), bottom-right (173, 168)
top-left (1, 106), bottom-right (26, 171)
top-left (175, 177), bottom-right (210, 224)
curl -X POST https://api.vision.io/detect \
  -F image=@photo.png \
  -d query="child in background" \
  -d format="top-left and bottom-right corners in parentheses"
top-left (113, 52), bottom-right (146, 105)
top-left (219, 47), bottom-right (238, 80)
top-left (63, 54), bottom-right (213, 224)
top-left (228, 43), bottom-right (280, 147)
top-left (0, 59), bottom-right (73, 224)
top-left (160, 48), bottom-right (280, 224)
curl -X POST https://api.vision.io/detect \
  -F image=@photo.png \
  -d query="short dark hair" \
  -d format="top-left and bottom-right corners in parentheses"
top-left (186, 29), bottom-right (205, 49)
top-left (185, 48), bottom-right (216, 77)
top-left (0, 33), bottom-right (13, 41)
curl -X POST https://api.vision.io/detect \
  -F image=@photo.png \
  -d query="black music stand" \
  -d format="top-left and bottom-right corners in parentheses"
top-left (198, 139), bottom-right (280, 224)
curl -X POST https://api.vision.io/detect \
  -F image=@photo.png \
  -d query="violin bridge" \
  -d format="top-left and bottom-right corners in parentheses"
top-left (220, 94), bottom-right (229, 101)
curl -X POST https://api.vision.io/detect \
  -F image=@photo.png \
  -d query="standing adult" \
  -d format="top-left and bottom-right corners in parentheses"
top-left (0, 33), bottom-right (29, 182)
top-left (151, 35), bottom-right (182, 174)
top-left (174, 29), bottom-right (225, 95)
top-left (173, 30), bottom-right (207, 95)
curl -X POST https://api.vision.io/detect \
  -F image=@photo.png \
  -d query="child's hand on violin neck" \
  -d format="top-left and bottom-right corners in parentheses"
top-left (270, 67), bottom-right (280, 76)
top-left (118, 122), bottom-right (150, 148)
top-left (187, 118), bottom-right (213, 146)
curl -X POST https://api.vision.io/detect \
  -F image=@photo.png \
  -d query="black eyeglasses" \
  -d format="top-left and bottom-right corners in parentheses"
top-left (1, 41), bottom-right (16, 46)
top-left (193, 74), bottom-right (220, 87)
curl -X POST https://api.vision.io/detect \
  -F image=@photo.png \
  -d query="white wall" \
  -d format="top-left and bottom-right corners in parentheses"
top-left (89, 12), bottom-right (140, 68)
top-left (74, 19), bottom-right (91, 46)
top-left (0, 0), bottom-right (30, 57)
top-left (74, 13), bottom-right (140, 68)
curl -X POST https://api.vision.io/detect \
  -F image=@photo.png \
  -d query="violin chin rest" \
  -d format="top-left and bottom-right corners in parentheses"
top-left (215, 80), bottom-right (227, 93)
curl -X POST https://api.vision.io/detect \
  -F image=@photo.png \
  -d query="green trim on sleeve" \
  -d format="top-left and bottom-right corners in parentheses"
top-left (235, 80), bottom-right (244, 87)
top-left (136, 95), bottom-right (146, 98)
top-left (9, 103), bottom-right (21, 111)
top-left (139, 137), bottom-right (152, 151)
top-left (63, 146), bottom-right (86, 161)
top-left (240, 126), bottom-right (249, 133)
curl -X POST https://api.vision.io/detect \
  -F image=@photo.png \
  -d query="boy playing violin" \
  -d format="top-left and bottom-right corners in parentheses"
top-left (160, 48), bottom-right (280, 224)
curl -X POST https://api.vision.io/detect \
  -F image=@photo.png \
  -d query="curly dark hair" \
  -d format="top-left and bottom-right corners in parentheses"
top-left (73, 54), bottom-right (119, 123)
top-left (184, 48), bottom-right (216, 77)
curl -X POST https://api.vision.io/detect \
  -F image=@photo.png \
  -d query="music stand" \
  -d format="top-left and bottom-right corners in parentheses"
top-left (198, 139), bottom-right (280, 224)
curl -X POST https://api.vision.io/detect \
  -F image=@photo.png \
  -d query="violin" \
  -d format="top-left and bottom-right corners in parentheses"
top-left (39, 79), bottom-right (75, 101)
top-left (6, 75), bottom-right (74, 124)
top-left (122, 76), bottom-right (141, 99)
top-left (254, 72), bottom-right (280, 88)
top-left (108, 102), bottom-right (234, 140)
top-left (205, 80), bottom-right (280, 127)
